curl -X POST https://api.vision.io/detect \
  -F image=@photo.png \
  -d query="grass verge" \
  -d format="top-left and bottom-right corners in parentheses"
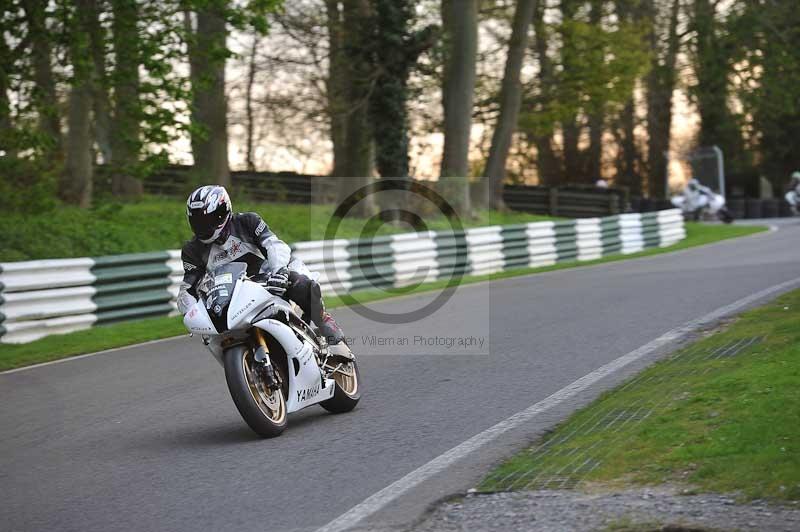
top-left (0, 222), bottom-right (766, 371)
top-left (1, 196), bottom-right (554, 262)
top-left (480, 287), bottom-right (800, 501)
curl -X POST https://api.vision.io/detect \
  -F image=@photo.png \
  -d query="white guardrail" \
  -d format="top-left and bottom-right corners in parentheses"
top-left (0, 210), bottom-right (685, 344)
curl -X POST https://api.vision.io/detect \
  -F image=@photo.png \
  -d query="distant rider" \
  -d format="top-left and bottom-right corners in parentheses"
top-left (683, 178), bottom-right (713, 212)
top-left (177, 185), bottom-right (348, 352)
top-left (785, 171), bottom-right (800, 215)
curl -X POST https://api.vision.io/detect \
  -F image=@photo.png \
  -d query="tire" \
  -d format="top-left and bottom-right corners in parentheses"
top-left (320, 357), bottom-right (361, 414)
top-left (223, 345), bottom-right (287, 437)
top-left (718, 208), bottom-right (734, 224)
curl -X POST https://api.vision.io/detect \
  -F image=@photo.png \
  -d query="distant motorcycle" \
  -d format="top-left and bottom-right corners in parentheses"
top-left (784, 171), bottom-right (800, 215)
top-left (671, 179), bottom-right (734, 224)
top-left (184, 262), bottom-right (360, 437)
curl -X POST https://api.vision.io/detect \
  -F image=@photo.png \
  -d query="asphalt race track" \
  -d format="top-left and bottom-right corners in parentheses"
top-left (2, 221), bottom-right (799, 532)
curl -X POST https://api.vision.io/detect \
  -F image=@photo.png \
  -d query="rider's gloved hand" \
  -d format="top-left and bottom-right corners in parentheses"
top-left (251, 272), bottom-right (269, 284)
top-left (265, 267), bottom-right (290, 296)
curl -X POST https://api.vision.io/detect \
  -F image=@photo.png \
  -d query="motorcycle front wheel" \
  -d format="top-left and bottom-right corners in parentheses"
top-left (224, 345), bottom-right (287, 437)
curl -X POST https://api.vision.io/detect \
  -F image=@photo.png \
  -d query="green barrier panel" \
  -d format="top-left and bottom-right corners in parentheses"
top-left (501, 226), bottom-right (530, 269)
top-left (434, 231), bottom-right (468, 280)
top-left (90, 251), bottom-right (174, 326)
top-left (346, 239), bottom-right (395, 290)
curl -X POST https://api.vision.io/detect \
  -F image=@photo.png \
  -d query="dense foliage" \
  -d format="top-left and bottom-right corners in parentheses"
top-left (2, 0), bottom-right (800, 216)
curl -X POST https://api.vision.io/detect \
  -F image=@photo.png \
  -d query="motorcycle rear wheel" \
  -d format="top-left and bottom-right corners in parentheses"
top-left (320, 357), bottom-right (361, 414)
top-left (224, 345), bottom-right (287, 437)
top-left (718, 208), bottom-right (734, 224)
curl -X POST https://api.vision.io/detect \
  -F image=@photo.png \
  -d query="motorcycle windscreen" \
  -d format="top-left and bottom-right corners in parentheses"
top-left (206, 262), bottom-right (247, 332)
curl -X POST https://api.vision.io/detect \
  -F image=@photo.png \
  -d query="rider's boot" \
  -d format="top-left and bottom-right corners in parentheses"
top-left (318, 312), bottom-right (344, 344)
top-left (318, 312), bottom-right (353, 361)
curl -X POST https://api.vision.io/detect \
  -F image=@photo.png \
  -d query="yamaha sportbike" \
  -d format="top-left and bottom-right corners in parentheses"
top-left (671, 191), bottom-right (734, 223)
top-left (183, 262), bottom-right (361, 437)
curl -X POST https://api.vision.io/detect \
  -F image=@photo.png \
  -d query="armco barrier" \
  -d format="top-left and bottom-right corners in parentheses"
top-left (0, 209), bottom-right (685, 344)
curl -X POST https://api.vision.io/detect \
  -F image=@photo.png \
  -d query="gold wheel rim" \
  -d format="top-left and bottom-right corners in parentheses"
top-left (242, 350), bottom-right (286, 424)
top-left (332, 361), bottom-right (358, 396)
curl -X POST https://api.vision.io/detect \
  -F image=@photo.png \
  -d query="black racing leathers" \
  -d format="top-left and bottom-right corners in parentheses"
top-left (177, 212), bottom-right (332, 338)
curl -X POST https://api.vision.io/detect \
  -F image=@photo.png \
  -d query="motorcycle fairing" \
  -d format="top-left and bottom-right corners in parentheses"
top-left (184, 301), bottom-right (217, 336)
top-left (227, 278), bottom-right (271, 330)
top-left (252, 318), bottom-right (335, 413)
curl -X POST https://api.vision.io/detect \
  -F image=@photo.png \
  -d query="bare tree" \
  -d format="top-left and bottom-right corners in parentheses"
top-left (440, 0), bottom-right (478, 217)
top-left (482, 0), bottom-right (538, 209)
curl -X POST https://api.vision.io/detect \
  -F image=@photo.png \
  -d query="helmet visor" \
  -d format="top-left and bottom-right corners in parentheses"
top-left (189, 206), bottom-right (228, 240)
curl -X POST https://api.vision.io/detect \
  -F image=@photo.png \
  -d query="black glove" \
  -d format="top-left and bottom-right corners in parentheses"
top-left (264, 267), bottom-right (290, 296)
top-left (251, 272), bottom-right (269, 284)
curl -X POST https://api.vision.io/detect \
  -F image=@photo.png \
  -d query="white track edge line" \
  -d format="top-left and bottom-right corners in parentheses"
top-left (315, 275), bottom-right (800, 532)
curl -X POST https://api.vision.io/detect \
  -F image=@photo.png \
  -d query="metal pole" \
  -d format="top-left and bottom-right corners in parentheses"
top-left (713, 145), bottom-right (725, 197)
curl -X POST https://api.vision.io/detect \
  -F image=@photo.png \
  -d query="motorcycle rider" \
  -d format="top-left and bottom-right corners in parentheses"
top-left (177, 185), bottom-right (349, 353)
top-left (684, 178), bottom-right (712, 211)
top-left (674, 178), bottom-right (733, 223)
top-left (785, 171), bottom-right (800, 215)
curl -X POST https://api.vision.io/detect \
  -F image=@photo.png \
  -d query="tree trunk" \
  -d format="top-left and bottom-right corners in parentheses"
top-left (22, 0), bottom-right (62, 158)
top-left (534, 134), bottom-right (560, 185)
top-left (335, 0), bottom-right (375, 217)
top-left (325, 0), bottom-right (348, 180)
top-left (586, 112), bottom-right (604, 182)
top-left (646, 0), bottom-right (680, 198)
top-left (439, 0), bottom-right (478, 218)
top-left (482, 0), bottom-right (538, 210)
top-left (558, 0), bottom-right (582, 184)
top-left (531, 0), bottom-right (560, 186)
top-left (584, 0), bottom-right (604, 184)
top-left (617, 97), bottom-right (642, 196)
top-left (110, 0), bottom-right (143, 196)
top-left (367, 0), bottom-right (437, 226)
top-left (245, 36), bottom-right (258, 172)
top-left (87, 0), bottom-right (112, 164)
top-left (369, 0), bottom-right (410, 180)
top-left (62, 0), bottom-right (94, 207)
top-left (690, 0), bottom-right (747, 179)
top-left (613, 0), bottom-right (642, 196)
top-left (0, 32), bottom-right (14, 157)
top-left (188, 6), bottom-right (230, 186)
top-left (562, 118), bottom-right (581, 180)
top-left (692, 0), bottom-right (727, 150)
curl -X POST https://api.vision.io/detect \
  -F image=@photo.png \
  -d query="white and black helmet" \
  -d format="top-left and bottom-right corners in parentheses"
top-left (186, 185), bottom-right (232, 243)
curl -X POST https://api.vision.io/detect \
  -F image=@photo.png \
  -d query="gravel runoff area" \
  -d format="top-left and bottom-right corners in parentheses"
top-left (411, 486), bottom-right (800, 532)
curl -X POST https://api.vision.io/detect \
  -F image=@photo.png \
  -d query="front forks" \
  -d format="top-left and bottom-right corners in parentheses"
top-left (251, 328), bottom-right (281, 390)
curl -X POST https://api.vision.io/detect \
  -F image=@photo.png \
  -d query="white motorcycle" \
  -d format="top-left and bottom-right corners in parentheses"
top-left (671, 186), bottom-right (734, 224)
top-left (184, 262), bottom-right (361, 437)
